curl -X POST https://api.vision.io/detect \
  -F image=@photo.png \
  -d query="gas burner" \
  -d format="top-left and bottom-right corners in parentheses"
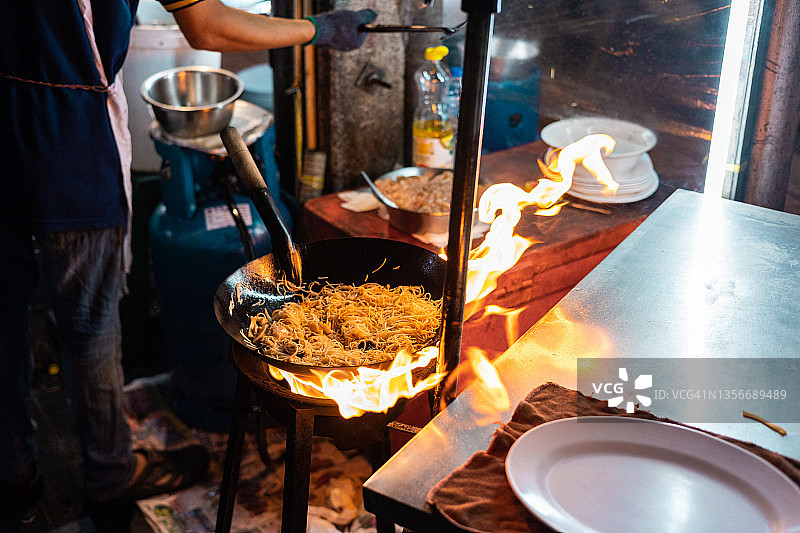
top-left (216, 341), bottom-right (410, 533)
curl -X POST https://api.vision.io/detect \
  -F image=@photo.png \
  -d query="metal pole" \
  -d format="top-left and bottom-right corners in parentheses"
top-left (434, 0), bottom-right (500, 410)
top-left (281, 407), bottom-right (315, 533)
top-left (744, 0), bottom-right (800, 209)
top-left (214, 374), bottom-right (252, 533)
top-left (270, 0), bottom-right (300, 195)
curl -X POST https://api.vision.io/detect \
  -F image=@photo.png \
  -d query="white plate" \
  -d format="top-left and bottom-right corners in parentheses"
top-left (541, 117), bottom-right (657, 178)
top-left (568, 170), bottom-right (659, 204)
top-left (505, 417), bottom-right (800, 533)
top-left (545, 148), bottom-right (655, 185)
top-left (572, 175), bottom-right (653, 191)
top-left (570, 154), bottom-right (654, 187)
top-left (571, 175), bottom-right (653, 193)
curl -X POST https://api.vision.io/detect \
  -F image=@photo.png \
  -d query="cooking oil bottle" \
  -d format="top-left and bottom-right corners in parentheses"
top-left (412, 45), bottom-right (454, 168)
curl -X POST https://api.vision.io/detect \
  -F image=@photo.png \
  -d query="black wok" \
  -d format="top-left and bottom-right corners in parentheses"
top-left (214, 127), bottom-right (446, 377)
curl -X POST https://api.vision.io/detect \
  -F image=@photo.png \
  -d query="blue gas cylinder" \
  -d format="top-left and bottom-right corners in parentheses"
top-left (483, 68), bottom-right (541, 153)
top-left (148, 110), bottom-right (290, 431)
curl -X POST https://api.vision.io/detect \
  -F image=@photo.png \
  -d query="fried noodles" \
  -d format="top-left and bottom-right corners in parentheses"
top-left (244, 282), bottom-right (442, 367)
top-left (375, 171), bottom-right (454, 213)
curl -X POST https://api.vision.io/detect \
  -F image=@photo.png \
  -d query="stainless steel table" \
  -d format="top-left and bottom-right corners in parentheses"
top-left (362, 189), bottom-right (800, 531)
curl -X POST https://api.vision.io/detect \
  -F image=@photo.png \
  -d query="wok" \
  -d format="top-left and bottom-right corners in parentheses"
top-left (214, 127), bottom-right (446, 377)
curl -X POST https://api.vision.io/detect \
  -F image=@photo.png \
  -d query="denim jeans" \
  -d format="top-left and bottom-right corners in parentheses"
top-left (0, 226), bottom-right (135, 500)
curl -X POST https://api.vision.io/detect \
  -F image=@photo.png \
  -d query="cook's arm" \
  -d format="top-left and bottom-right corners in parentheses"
top-left (171, 1), bottom-right (314, 52)
top-left (169, 0), bottom-right (375, 52)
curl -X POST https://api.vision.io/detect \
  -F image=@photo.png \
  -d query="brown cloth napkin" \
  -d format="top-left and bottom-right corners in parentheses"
top-left (426, 381), bottom-right (800, 533)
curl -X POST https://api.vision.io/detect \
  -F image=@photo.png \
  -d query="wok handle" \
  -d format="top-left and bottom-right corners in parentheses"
top-left (221, 126), bottom-right (302, 285)
top-left (358, 24), bottom-right (457, 34)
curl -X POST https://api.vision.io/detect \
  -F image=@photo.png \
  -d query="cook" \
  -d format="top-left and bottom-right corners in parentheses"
top-left (0, 0), bottom-right (375, 524)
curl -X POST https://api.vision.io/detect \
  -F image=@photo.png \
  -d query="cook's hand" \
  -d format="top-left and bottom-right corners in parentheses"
top-left (306, 9), bottom-right (377, 51)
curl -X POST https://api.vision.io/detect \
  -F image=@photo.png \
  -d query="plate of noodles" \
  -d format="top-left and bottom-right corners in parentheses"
top-left (214, 237), bottom-right (446, 375)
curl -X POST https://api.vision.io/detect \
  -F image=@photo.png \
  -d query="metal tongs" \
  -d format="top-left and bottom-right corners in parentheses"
top-left (358, 21), bottom-right (466, 35)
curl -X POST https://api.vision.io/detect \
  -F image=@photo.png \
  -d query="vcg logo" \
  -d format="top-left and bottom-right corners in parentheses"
top-left (591, 367), bottom-right (653, 413)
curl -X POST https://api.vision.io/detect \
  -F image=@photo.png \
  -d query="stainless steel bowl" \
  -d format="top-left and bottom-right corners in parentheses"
top-left (140, 66), bottom-right (243, 138)
top-left (375, 167), bottom-right (487, 235)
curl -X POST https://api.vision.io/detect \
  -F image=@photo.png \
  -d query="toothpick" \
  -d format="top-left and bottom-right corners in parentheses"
top-left (743, 410), bottom-right (787, 436)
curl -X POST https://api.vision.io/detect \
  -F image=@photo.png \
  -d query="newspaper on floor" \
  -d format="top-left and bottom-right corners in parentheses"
top-left (124, 374), bottom-right (383, 533)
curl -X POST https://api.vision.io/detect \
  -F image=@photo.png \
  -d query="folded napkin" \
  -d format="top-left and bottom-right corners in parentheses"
top-left (338, 190), bottom-right (382, 213)
top-left (337, 191), bottom-right (489, 247)
top-left (411, 221), bottom-right (489, 248)
top-left (426, 382), bottom-right (800, 533)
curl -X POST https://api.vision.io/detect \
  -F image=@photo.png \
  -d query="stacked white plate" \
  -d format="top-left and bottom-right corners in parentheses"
top-left (541, 117), bottom-right (660, 204)
top-left (568, 152), bottom-right (659, 204)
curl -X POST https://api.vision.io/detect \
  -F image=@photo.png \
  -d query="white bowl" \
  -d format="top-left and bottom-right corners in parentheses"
top-left (540, 117), bottom-right (657, 177)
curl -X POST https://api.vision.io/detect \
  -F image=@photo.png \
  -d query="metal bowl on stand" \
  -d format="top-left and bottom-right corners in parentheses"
top-left (141, 66), bottom-right (243, 138)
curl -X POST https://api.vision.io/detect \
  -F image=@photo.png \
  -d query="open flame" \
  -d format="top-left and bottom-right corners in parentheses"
top-left (450, 133), bottom-right (618, 415)
top-left (441, 347), bottom-right (512, 425)
top-left (538, 133), bottom-right (619, 206)
top-left (269, 347), bottom-right (444, 419)
top-left (464, 133), bottom-right (617, 317)
top-left (483, 304), bottom-right (525, 347)
top-left (276, 134), bottom-right (618, 418)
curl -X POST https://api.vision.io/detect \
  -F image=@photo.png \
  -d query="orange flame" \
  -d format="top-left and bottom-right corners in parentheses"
top-left (534, 201), bottom-right (568, 217)
top-left (466, 347), bottom-right (511, 424)
top-left (453, 134), bottom-right (618, 413)
top-left (464, 134), bottom-right (616, 314)
top-left (437, 347), bottom-right (511, 424)
top-left (482, 304), bottom-right (525, 348)
top-left (469, 347), bottom-right (509, 398)
top-left (275, 134), bottom-right (618, 418)
top-left (269, 347), bottom-right (443, 419)
top-left (542, 133), bottom-right (618, 197)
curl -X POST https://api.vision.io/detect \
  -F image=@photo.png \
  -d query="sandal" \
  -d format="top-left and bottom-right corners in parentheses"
top-left (120, 445), bottom-right (210, 500)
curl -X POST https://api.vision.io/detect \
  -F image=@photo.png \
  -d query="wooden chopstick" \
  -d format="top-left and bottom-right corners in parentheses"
top-left (743, 410), bottom-right (787, 436)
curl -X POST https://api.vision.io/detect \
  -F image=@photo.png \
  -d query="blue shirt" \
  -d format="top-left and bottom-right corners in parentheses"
top-left (0, 1), bottom-right (136, 231)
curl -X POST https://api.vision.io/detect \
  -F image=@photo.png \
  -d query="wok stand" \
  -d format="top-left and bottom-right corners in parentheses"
top-left (215, 342), bottom-right (408, 533)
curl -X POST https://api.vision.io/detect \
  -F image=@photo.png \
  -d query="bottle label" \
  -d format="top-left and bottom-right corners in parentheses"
top-left (296, 150), bottom-right (327, 203)
top-left (413, 133), bottom-right (454, 168)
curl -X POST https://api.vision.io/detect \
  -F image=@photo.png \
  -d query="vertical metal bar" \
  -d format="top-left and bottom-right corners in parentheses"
top-left (215, 373), bottom-right (252, 533)
top-left (434, 0), bottom-right (501, 411)
top-left (270, 0), bottom-right (300, 194)
top-left (366, 436), bottom-right (395, 533)
top-left (281, 406), bottom-right (315, 533)
top-left (744, 0), bottom-right (800, 209)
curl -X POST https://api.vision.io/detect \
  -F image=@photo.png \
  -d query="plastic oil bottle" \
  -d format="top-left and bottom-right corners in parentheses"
top-left (447, 65), bottom-right (463, 150)
top-left (412, 45), bottom-right (454, 168)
